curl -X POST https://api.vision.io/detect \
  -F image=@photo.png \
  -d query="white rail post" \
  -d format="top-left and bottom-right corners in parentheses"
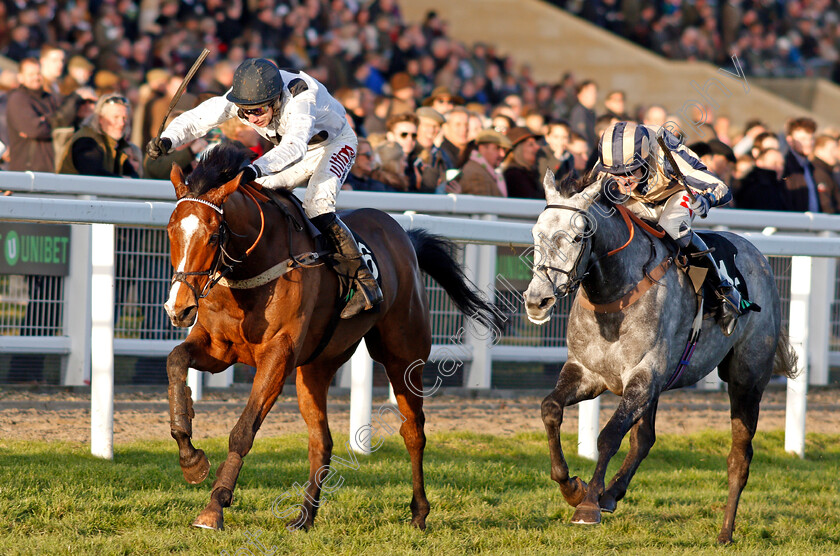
top-left (464, 215), bottom-right (496, 389)
top-left (205, 367), bottom-right (234, 388)
top-left (61, 223), bottom-right (92, 385)
top-left (578, 398), bottom-right (600, 460)
top-left (188, 367), bottom-right (203, 401)
top-left (785, 256), bottom-right (811, 458)
top-left (349, 339), bottom-right (373, 455)
top-left (807, 235), bottom-right (834, 385)
top-left (90, 223), bottom-right (115, 460)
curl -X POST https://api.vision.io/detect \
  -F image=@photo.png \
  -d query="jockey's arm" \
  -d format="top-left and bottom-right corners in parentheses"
top-left (667, 142), bottom-right (732, 207)
top-left (252, 89), bottom-right (316, 178)
top-left (160, 95), bottom-right (238, 149)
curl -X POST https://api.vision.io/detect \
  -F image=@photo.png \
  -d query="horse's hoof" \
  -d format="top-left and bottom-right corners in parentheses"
top-left (181, 449), bottom-right (210, 485)
top-left (599, 492), bottom-right (617, 513)
top-left (717, 532), bottom-right (734, 545)
top-left (411, 516), bottom-right (427, 531)
top-left (570, 502), bottom-right (601, 525)
top-left (286, 513), bottom-right (312, 532)
top-left (192, 508), bottom-right (223, 531)
top-left (562, 476), bottom-right (588, 507)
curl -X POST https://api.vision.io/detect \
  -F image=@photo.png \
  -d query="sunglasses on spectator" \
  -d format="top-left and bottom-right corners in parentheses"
top-left (104, 95), bottom-right (129, 106)
top-left (237, 104), bottom-right (271, 118)
top-left (358, 151), bottom-right (373, 158)
top-left (398, 132), bottom-right (418, 139)
top-left (435, 98), bottom-right (454, 105)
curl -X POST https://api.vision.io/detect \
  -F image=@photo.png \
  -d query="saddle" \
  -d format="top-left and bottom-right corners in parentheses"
top-left (675, 232), bottom-right (760, 320)
top-left (239, 182), bottom-right (382, 329)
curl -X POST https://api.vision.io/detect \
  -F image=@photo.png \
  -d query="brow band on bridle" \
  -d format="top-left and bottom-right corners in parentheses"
top-left (176, 197), bottom-right (224, 214)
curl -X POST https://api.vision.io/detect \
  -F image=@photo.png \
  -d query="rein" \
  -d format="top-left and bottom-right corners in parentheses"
top-left (540, 202), bottom-right (671, 312)
top-left (171, 183), bottom-right (317, 305)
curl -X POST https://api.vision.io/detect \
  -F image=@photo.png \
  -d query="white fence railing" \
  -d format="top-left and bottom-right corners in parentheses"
top-left (2, 173), bottom-right (839, 460)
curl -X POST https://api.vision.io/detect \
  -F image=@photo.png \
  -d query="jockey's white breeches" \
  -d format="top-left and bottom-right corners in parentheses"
top-left (256, 124), bottom-right (358, 218)
top-left (625, 191), bottom-right (697, 246)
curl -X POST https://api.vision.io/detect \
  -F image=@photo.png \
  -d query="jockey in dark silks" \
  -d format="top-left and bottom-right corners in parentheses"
top-left (595, 121), bottom-right (742, 335)
top-left (147, 58), bottom-right (382, 319)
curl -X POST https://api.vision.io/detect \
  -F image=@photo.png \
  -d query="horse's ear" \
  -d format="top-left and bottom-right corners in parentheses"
top-left (170, 163), bottom-right (189, 199)
top-left (204, 172), bottom-right (242, 207)
top-left (543, 169), bottom-right (561, 205)
top-left (578, 180), bottom-right (602, 205)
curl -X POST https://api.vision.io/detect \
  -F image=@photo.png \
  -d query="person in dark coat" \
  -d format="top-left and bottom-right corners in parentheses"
top-left (568, 80), bottom-right (598, 150)
top-left (58, 93), bottom-right (139, 178)
top-left (6, 58), bottom-right (59, 172)
top-left (503, 127), bottom-right (543, 199)
top-left (781, 117), bottom-right (821, 212)
top-left (734, 148), bottom-right (789, 211)
top-left (811, 134), bottom-right (840, 214)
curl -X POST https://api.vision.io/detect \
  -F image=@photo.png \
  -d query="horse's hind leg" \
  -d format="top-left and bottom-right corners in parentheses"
top-left (366, 328), bottom-right (430, 530)
top-left (599, 399), bottom-right (658, 513)
top-left (542, 361), bottom-right (606, 508)
top-left (717, 374), bottom-right (765, 544)
top-left (571, 374), bottom-right (655, 525)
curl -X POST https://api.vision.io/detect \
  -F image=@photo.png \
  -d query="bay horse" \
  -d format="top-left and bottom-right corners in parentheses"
top-left (523, 171), bottom-right (797, 544)
top-left (163, 144), bottom-right (499, 531)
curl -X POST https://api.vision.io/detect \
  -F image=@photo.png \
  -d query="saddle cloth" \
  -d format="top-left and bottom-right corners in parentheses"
top-left (693, 231), bottom-right (760, 318)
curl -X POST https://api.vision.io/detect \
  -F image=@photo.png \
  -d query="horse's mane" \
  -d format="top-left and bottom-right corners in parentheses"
top-left (186, 142), bottom-right (252, 196)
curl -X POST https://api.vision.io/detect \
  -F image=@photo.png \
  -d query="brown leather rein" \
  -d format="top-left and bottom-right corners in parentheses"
top-left (541, 203), bottom-right (671, 314)
top-left (170, 181), bottom-right (301, 304)
top-left (580, 204), bottom-right (671, 313)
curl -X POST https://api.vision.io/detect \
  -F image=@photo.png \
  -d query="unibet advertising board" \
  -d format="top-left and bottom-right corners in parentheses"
top-left (0, 223), bottom-right (71, 276)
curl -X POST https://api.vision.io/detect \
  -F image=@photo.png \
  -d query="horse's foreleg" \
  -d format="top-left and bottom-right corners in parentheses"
top-left (192, 346), bottom-right (292, 531)
top-left (167, 343), bottom-right (210, 485)
top-left (571, 375), bottom-right (654, 525)
top-left (283, 366), bottom-right (333, 532)
top-left (542, 362), bottom-right (604, 508)
top-left (599, 399), bottom-right (658, 513)
top-left (718, 382), bottom-right (762, 545)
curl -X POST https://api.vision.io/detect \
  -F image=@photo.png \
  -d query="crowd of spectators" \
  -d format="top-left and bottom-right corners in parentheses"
top-left (556, 0), bottom-right (840, 81)
top-left (1, 0), bottom-right (840, 214)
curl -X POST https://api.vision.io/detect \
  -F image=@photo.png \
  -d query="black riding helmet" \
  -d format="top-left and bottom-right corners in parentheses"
top-left (227, 58), bottom-right (283, 107)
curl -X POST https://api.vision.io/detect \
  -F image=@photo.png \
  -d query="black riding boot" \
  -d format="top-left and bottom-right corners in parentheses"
top-left (311, 213), bottom-right (383, 319)
top-left (684, 232), bottom-right (742, 336)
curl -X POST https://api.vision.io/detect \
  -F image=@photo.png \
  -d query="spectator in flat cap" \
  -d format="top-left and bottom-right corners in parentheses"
top-left (422, 86), bottom-right (464, 115)
top-left (457, 129), bottom-right (511, 197)
top-left (503, 126), bottom-right (544, 199)
top-left (345, 138), bottom-right (393, 192)
top-left (413, 106), bottom-right (447, 194)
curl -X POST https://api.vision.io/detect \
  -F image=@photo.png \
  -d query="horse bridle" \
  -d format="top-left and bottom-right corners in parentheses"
top-left (535, 204), bottom-right (594, 298)
top-left (170, 190), bottom-right (264, 304)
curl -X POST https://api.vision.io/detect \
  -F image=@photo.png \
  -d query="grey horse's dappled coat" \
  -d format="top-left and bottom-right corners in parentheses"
top-left (524, 171), bottom-right (797, 544)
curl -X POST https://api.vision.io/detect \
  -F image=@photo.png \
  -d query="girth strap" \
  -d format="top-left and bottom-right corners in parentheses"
top-left (577, 256), bottom-right (673, 313)
top-left (213, 251), bottom-right (326, 289)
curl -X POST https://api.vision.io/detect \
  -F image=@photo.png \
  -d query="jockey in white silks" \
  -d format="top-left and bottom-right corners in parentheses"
top-left (594, 121), bottom-right (742, 335)
top-left (147, 58), bottom-right (382, 319)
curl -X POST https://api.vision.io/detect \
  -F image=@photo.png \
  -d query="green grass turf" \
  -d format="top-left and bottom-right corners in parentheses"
top-left (0, 431), bottom-right (838, 555)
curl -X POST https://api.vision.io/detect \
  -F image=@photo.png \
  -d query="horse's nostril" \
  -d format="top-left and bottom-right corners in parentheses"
top-left (178, 305), bottom-right (197, 324)
top-left (539, 297), bottom-right (552, 309)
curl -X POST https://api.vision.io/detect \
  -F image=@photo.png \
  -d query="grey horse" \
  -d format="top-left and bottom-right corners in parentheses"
top-left (523, 171), bottom-right (797, 544)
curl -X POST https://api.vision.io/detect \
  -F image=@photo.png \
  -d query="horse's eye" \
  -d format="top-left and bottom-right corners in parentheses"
top-left (209, 234), bottom-right (219, 245)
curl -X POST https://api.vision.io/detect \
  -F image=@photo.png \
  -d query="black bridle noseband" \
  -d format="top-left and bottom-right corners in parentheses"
top-left (535, 204), bottom-right (594, 298)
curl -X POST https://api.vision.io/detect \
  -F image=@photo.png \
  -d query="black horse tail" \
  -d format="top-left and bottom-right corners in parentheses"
top-left (408, 229), bottom-right (506, 333)
top-left (774, 328), bottom-right (800, 379)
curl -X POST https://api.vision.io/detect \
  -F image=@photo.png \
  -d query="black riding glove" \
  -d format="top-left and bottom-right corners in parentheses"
top-left (239, 163), bottom-right (262, 184)
top-left (146, 137), bottom-right (172, 160)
